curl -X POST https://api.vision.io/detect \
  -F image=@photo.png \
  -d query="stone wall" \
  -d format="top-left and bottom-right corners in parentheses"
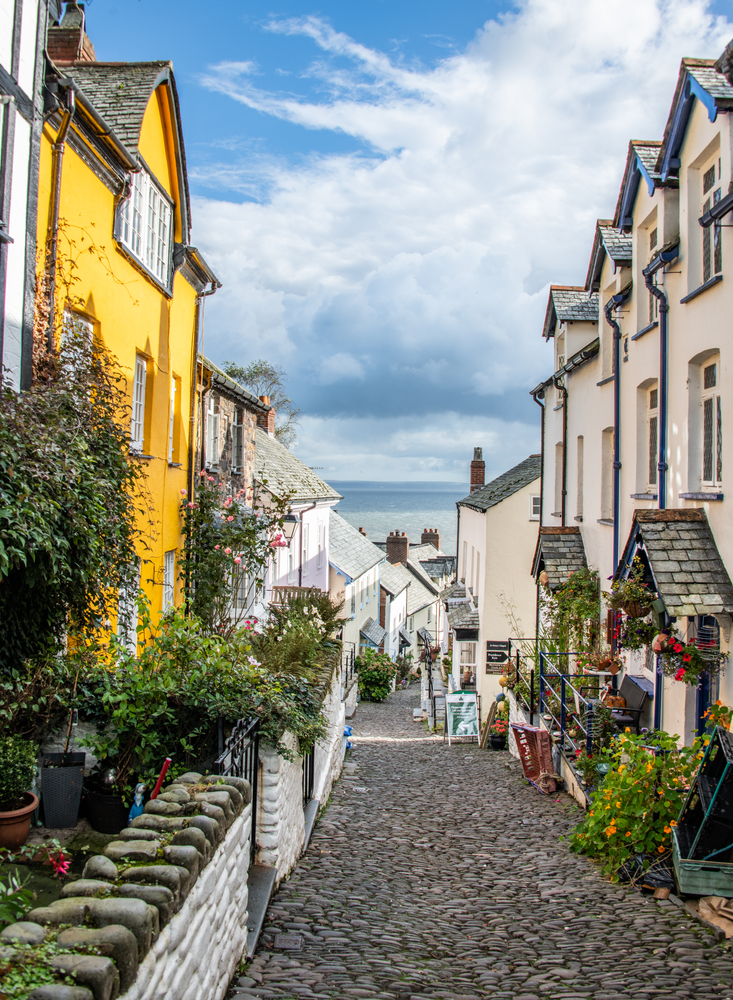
top-left (312, 664), bottom-right (346, 806)
top-left (1, 773), bottom-right (252, 1000)
top-left (257, 733), bottom-right (305, 880)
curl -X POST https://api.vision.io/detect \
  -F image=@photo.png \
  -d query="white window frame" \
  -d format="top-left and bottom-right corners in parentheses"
top-left (117, 561), bottom-right (141, 654)
top-left (206, 395), bottom-right (220, 468)
top-left (302, 523), bottom-right (309, 578)
top-left (648, 386), bottom-right (659, 490)
top-left (460, 642), bottom-right (476, 666)
top-left (702, 158), bottom-right (722, 284)
top-left (131, 355), bottom-right (146, 452)
top-left (232, 408), bottom-right (244, 473)
top-left (118, 168), bottom-right (173, 287)
top-left (317, 521), bottom-right (324, 570)
top-left (702, 359), bottom-right (722, 487)
top-left (530, 495), bottom-right (541, 521)
top-left (168, 378), bottom-right (177, 463)
top-left (163, 550), bottom-right (175, 611)
top-left (287, 550), bottom-right (295, 585)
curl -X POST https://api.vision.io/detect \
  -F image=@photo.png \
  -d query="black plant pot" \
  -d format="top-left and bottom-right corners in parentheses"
top-left (489, 735), bottom-right (507, 751)
top-left (83, 782), bottom-right (130, 834)
top-left (41, 752), bottom-right (85, 828)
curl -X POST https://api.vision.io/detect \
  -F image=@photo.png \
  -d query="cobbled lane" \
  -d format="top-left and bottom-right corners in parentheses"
top-left (233, 688), bottom-right (733, 1000)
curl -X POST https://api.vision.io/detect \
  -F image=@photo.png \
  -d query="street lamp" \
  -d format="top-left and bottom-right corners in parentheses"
top-left (280, 512), bottom-right (301, 547)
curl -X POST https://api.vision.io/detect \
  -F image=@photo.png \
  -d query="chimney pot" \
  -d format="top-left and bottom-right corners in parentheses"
top-left (256, 397), bottom-right (276, 436)
top-left (470, 446), bottom-right (485, 493)
top-left (386, 531), bottom-right (409, 565)
top-left (421, 528), bottom-right (441, 550)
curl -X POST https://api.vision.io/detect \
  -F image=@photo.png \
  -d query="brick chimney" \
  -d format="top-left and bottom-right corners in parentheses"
top-left (47, 2), bottom-right (96, 64)
top-left (421, 528), bottom-right (441, 549)
top-left (386, 531), bottom-right (409, 565)
top-left (358, 527), bottom-right (367, 537)
top-left (256, 395), bottom-right (275, 436)
top-left (470, 447), bottom-right (485, 493)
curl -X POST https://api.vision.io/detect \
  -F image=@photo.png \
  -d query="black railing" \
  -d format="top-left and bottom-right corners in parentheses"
top-left (342, 641), bottom-right (356, 689)
top-left (215, 716), bottom-right (260, 863)
top-left (302, 747), bottom-right (315, 806)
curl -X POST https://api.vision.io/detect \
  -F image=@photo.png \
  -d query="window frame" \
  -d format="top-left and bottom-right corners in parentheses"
top-left (232, 408), bottom-right (244, 473)
top-left (131, 355), bottom-right (147, 453)
top-left (163, 550), bottom-right (175, 611)
top-left (648, 386), bottom-right (659, 490)
top-left (530, 494), bottom-right (541, 521)
top-left (206, 395), bottom-right (220, 469)
top-left (702, 360), bottom-right (722, 487)
top-left (117, 167), bottom-right (174, 290)
top-left (702, 159), bottom-right (723, 284)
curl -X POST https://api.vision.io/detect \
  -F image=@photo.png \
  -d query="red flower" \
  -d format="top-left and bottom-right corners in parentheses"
top-left (682, 653), bottom-right (691, 663)
top-left (673, 644), bottom-right (684, 653)
top-left (675, 667), bottom-right (687, 681)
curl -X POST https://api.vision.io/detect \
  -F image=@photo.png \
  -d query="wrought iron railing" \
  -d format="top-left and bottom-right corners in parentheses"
top-left (302, 747), bottom-right (315, 806)
top-left (342, 640), bottom-right (356, 690)
top-left (215, 716), bottom-right (260, 862)
top-left (538, 651), bottom-right (608, 756)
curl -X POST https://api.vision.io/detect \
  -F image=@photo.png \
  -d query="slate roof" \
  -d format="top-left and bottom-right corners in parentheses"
top-left (447, 600), bottom-right (480, 630)
top-left (380, 560), bottom-right (411, 598)
top-left (612, 140), bottom-right (662, 230)
top-left (420, 559), bottom-right (453, 580)
top-left (585, 220), bottom-right (633, 292)
top-left (532, 527), bottom-right (587, 590)
top-left (201, 356), bottom-right (268, 412)
top-left (634, 142), bottom-right (663, 180)
top-left (406, 573), bottom-right (438, 616)
top-left (618, 510), bottom-right (733, 618)
top-left (329, 512), bottom-right (384, 581)
top-left (458, 455), bottom-right (541, 513)
top-left (255, 429), bottom-right (342, 504)
top-left (398, 626), bottom-right (412, 645)
top-left (688, 61), bottom-right (733, 103)
top-left (542, 286), bottom-right (599, 339)
top-left (405, 558), bottom-right (440, 596)
top-left (441, 581), bottom-right (466, 601)
top-left (360, 617), bottom-right (386, 646)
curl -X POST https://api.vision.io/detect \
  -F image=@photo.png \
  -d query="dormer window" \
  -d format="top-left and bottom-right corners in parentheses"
top-left (118, 169), bottom-right (172, 287)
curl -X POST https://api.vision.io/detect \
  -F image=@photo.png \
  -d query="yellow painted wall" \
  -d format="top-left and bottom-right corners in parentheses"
top-left (37, 86), bottom-right (199, 624)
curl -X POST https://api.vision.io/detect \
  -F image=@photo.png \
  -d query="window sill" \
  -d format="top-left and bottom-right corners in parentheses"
top-left (597, 518), bottom-right (614, 526)
top-left (574, 515), bottom-right (583, 522)
top-left (630, 493), bottom-right (658, 500)
top-left (679, 492), bottom-right (724, 501)
top-left (597, 375), bottom-right (615, 386)
top-left (550, 511), bottom-right (562, 518)
top-left (168, 462), bottom-right (182, 468)
top-left (115, 240), bottom-right (173, 298)
top-left (680, 274), bottom-right (723, 304)
top-left (130, 451), bottom-right (154, 460)
top-left (631, 320), bottom-right (658, 342)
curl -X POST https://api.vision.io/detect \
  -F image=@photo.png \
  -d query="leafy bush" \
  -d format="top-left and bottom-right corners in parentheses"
top-left (0, 871), bottom-right (34, 928)
top-left (0, 736), bottom-right (37, 810)
top-left (250, 592), bottom-right (344, 676)
top-left (541, 567), bottom-right (600, 655)
top-left (356, 649), bottom-right (396, 702)
top-left (570, 730), bottom-right (703, 878)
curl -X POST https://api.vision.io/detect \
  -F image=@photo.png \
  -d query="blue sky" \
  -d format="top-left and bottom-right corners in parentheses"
top-left (86, 0), bottom-right (732, 481)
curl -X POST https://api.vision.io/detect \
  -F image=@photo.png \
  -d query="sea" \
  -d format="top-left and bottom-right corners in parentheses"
top-left (330, 481), bottom-right (468, 556)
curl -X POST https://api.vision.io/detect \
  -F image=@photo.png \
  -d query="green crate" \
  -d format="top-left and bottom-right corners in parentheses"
top-left (672, 828), bottom-right (733, 897)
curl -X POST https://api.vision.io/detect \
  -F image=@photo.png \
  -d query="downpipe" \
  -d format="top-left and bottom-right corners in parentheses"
top-left (531, 388), bottom-right (546, 668)
top-left (643, 258), bottom-right (674, 510)
top-left (46, 92), bottom-right (75, 351)
top-left (604, 294), bottom-right (624, 571)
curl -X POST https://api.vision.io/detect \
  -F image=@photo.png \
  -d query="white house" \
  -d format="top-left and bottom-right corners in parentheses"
top-left (379, 560), bottom-right (411, 661)
top-left (327, 511), bottom-right (386, 655)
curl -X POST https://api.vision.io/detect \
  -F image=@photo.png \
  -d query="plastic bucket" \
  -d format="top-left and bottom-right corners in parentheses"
top-left (83, 783), bottom-right (129, 834)
top-left (41, 752), bottom-right (85, 828)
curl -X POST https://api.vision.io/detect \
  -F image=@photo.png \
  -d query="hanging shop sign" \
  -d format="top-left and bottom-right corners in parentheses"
top-left (445, 691), bottom-right (480, 745)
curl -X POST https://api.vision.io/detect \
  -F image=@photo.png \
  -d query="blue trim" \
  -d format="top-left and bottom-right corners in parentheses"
top-left (329, 561), bottom-right (353, 584)
top-left (660, 77), bottom-right (695, 182)
top-left (618, 167), bottom-right (641, 228)
top-left (636, 153), bottom-right (655, 197)
top-left (679, 492), bottom-right (724, 501)
top-left (688, 74), bottom-right (718, 123)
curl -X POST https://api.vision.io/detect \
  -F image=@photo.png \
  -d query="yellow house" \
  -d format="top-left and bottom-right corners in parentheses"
top-left (38, 4), bottom-right (220, 628)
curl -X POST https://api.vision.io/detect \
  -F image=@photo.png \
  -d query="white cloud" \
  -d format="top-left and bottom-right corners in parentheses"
top-left (193, 0), bottom-right (731, 477)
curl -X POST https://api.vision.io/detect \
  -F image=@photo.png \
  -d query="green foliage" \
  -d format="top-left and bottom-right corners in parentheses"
top-left (0, 871), bottom-right (34, 928)
top-left (250, 592), bottom-right (344, 676)
top-left (0, 931), bottom-right (80, 997)
top-left (356, 649), bottom-right (396, 702)
top-left (0, 736), bottom-right (38, 810)
top-left (75, 601), bottom-right (328, 798)
top-left (570, 730), bottom-right (704, 878)
top-left (541, 567), bottom-right (600, 655)
top-left (222, 359), bottom-right (300, 447)
top-left (0, 658), bottom-right (76, 742)
top-left (606, 556), bottom-right (658, 652)
top-left (0, 330), bottom-right (143, 670)
top-left (181, 474), bottom-right (291, 636)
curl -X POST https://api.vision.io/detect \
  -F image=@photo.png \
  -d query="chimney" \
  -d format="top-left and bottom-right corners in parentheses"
top-left (358, 527), bottom-right (367, 537)
top-left (256, 395), bottom-right (276, 436)
top-left (421, 527), bottom-right (441, 549)
top-left (386, 531), bottom-right (409, 565)
top-left (470, 447), bottom-right (485, 493)
top-left (47, 2), bottom-right (96, 64)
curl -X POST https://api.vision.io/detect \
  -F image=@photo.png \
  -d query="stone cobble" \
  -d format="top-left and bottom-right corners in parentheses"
top-left (234, 687), bottom-right (733, 1000)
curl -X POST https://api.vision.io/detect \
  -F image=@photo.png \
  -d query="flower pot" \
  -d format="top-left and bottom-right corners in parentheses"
top-left (41, 752), bottom-right (85, 828)
top-left (653, 633), bottom-right (673, 654)
top-left (0, 793), bottom-right (39, 851)
top-left (623, 601), bottom-right (651, 619)
top-left (489, 735), bottom-right (507, 751)
top-left (83, 783), bottom-right (130, 835)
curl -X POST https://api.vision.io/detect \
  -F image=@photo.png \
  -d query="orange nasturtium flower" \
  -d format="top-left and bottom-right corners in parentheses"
top-left (663, 825), bottom-right (671, 833)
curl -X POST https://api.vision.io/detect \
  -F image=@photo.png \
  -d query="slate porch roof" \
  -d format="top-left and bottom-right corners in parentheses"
top-left (255, 429), bottom-right (342, 504)
top-left (458, 455), bottom-right (541, 513)
top-left (532, 527), bottom-right (587, 590)
top-left (329, 512), bottom-right (384, 581)
top-left (542, 286), bottom-right (599, 339)
top-left (447, 600), bottom-right (480, 630)
top-left (360, 617), bottom-right (386, 646)
top-left (612, 140), bottom-right (662, 230)
top-left (585, 219), bottom-right (633, 291)
top-left (441, 581), bottom-right (466, 601)
top-left (398, 626), bottom-right (412, 646)
top-left (617, 509), bottom-right (733, 618)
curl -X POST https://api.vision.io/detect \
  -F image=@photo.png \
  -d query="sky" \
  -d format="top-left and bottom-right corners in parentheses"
top-left (85, 0), bottom-right (733, 482)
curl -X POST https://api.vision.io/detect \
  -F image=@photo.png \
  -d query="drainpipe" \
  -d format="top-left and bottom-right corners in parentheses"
top-left (605, 293), bottom-right (624, 572)
top-left (46, 90), bottom-right (75, 351)
top-left (531, 386), bottom-right (547, 670)
top-left (643, 249), bottom-right (678, 510)
top-left (553, 377), bottom-right (568, 526)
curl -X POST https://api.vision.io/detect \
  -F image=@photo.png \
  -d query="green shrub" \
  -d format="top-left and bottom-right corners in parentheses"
top-left (356, 649), bottom-right (396, 702)
top-left (0, 736), bottom-right (37, 810)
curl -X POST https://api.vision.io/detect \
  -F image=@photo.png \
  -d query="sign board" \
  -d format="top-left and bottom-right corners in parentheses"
top-left (486, 651), bottom-right (508, 664)
top-left (445, 691), bottom-right (479, 745)
top-left (486, 641), bottom-right (510, 651)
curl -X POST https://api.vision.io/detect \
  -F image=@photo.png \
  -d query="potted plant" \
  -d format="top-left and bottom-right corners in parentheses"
top-left (0, 736), bottom-right (39, 851)
top-left (607, 556), bottom-right (655, 619)
top-left (489, 719), bottom-right (509, 750)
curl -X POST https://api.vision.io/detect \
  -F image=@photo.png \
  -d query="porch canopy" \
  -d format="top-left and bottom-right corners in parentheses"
top-left (360, 617), bottom-right (386, 647)
top-left (447, 600), bottom-right (479, 642)
top-left (532, 526), bottom-right (587, 590)
top-left (615, 509), bottom-right (733, 619)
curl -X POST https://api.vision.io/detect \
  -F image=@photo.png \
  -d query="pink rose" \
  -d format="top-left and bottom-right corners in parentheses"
top-left (234, 556), bottom-right (241, 564)
top-left (200, 470), bottom-right (206, 476)
top-left (215, 545), bottom-right (220, 550)
top-left (225, 547), bottom-right (232, 555)
top-left (227, 515), bottom-right (234, 522)
top-left (180, 489), bottom-right (187, 496)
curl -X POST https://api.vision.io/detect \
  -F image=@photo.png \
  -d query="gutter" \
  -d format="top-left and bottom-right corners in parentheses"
top-left (643, 245), bottom-right (679, 510)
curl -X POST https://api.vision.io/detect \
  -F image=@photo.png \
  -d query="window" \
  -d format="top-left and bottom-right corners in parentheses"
top-left (233, 566), bottom-right (248, 613)
top-left (530, 495), bottom-right (541, 520)
top-left (301, 523), bottom-right (309, 578)
top-left (168, 379), bottom-right (177, 463)
top-left (287, 550), bottom-right (295, 584)
top-left (206, 396), bottom-right (220, 467)
top-left (117, 561), bottom-right (140, 654)
top-left (460, 642), bottom-right (476, 665)
top-left (317, 522), bottom-right (324, 570)
top-left (576, 436), bottom-right (584, 520)
top-left (601, 428), bottom-right (614, 520)
top-left (702, 161), bottom-right (722, 283)
top-left (119, 168), bottom-right (172, 286)
top-left (462, 541), bottom-right (467, 580)
top-left (131, 355), bottom-right (146, 452)
top-left (233, 409), bottom-right (244, 473)
top-left (373, 574), bottom-right (377, 597)
top-left (365, 571), bottom-right (370, 603)
top-left (350, 585), bottom-right (356, 616)
top-left (702, 362), bottom-right (722, 486)
top-left (475, 552), bottom-right (480, 602)
top-left (409, 616), bottom-right (414, 632)
top-left (163, 550), bottom-right (175, 611)
top-left (648, 387), bottom-right (658, 488)
top-left (554, 442), bottom-right (564, 514)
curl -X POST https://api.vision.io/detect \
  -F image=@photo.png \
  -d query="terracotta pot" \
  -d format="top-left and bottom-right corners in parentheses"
top-left (0, 792), bottom-right (39, 851)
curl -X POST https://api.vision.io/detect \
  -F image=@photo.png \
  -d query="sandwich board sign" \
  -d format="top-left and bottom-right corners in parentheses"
top-left (445, 691), bottom-right (479, 745)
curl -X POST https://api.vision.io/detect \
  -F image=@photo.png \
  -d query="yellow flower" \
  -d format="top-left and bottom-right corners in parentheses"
top-left (625, 727), bottom-right (631, 733)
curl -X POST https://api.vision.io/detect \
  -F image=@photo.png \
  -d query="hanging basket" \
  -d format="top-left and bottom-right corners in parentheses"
top-left (623, 601), bottom-right (651, 619)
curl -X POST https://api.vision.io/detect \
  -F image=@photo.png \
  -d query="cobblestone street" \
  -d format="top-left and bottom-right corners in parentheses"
top-left (235, 688), bottom-right (733, 1000)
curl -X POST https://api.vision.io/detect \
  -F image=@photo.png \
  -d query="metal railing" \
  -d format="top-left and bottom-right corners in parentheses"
top-left (342, 640), bottom-right (356, 690)
top-left (302, 747), bottom-right (315, 806)
top-left (215, 716), bottom-right (260, 863)
top-left (538, 651), bottom-right (608, 756)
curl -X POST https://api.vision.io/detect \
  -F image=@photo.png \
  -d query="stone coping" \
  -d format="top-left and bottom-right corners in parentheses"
top-left (1, 774), bottom-right (250, 1000)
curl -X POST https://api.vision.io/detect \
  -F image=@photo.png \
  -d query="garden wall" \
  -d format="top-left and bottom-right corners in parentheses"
top-left (2, 774), bottom-right (252, 1000)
